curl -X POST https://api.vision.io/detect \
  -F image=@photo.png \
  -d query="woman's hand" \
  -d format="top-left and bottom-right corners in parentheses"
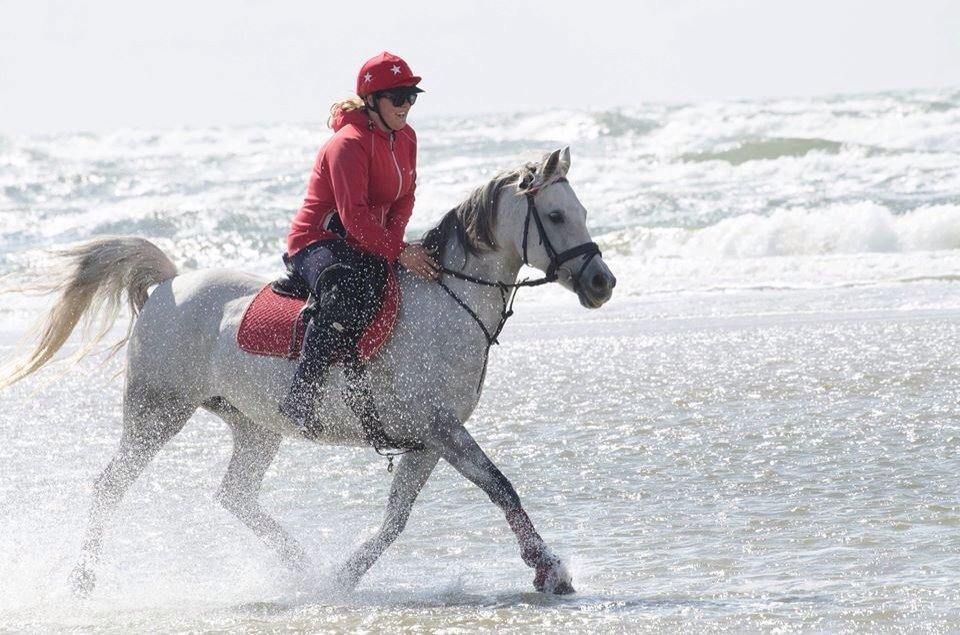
top-left (399, 244), bottom-right (440, 280)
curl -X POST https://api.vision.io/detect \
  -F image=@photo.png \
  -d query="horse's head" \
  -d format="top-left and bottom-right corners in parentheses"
top-left (510, 147), bottom-right (616, 308)
top-left (423, 148), bottom-right (616, 308)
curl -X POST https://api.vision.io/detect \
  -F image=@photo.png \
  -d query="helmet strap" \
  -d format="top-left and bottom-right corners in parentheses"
top-left (365, 93), bottom-right (398, 133)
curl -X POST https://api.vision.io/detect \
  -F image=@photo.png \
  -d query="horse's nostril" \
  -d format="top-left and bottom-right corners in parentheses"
top-left (591, 273), bottom-right (607, 291)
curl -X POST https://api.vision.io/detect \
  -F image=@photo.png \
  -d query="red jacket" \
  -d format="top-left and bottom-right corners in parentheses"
top-left (287, 109), bottom-right (417, 261)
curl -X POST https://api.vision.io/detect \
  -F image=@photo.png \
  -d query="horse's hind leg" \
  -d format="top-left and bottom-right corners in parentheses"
top-left (336, 449), bottom-right (440, 590)
top-left (69, 388), bottom-right (195, 597)
top-left (207, 398), bottom-right (309, 572)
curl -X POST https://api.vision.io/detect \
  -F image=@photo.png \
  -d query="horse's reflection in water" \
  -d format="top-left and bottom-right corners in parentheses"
top-left (1, 147), bottom-right (615, 597)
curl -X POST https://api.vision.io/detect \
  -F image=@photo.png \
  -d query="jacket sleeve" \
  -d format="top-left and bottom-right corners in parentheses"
top-left (328, 135), bottom-right (406, 262)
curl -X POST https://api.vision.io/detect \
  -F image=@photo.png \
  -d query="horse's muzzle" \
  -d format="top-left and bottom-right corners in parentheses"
top-left (576, 257), bottom-right (616, 308)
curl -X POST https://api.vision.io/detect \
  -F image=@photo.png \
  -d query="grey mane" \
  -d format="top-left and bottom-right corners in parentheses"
top-left (422, 162), bottom-right (539, 265)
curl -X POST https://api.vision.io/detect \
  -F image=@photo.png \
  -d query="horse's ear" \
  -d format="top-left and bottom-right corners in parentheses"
top-left (541, 148), bottom-right (562, 179)
top-left (557, 146), bottom-right (571, 177)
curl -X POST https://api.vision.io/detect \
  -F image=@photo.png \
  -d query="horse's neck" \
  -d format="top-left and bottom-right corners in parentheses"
top-left (441, 238), bottom-right (521, 332)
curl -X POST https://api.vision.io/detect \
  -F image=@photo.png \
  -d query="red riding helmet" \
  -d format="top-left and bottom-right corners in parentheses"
top-left (356, 51), bottom-right (423, 97)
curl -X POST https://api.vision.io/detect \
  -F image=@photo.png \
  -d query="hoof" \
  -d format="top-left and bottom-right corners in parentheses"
top-left (533, 559), bottom-right (575, 595)
top-left (68, 564), bottom-right (96, 598)
top-left (553, 579), bottom-right (576, 595)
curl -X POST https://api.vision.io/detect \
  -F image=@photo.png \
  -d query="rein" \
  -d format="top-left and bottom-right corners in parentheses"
top-left (436, 177), bottom-right (602, 392)
top-left (360, 174), bottom-right (603, 469)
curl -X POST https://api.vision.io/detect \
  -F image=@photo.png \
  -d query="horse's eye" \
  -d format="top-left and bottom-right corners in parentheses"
top-left (547, 210), bottom-right (565, 224)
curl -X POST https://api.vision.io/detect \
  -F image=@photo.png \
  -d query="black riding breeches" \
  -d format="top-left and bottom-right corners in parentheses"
top-left (286, 239), bottom-right (388, 377)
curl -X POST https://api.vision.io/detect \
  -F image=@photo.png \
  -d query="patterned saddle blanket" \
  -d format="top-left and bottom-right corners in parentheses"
top-left (236, 267), bottom-right (400, 362)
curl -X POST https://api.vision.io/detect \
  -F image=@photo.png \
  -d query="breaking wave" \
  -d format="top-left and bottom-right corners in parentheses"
top-left (601, 203), bottom-right (960, 259)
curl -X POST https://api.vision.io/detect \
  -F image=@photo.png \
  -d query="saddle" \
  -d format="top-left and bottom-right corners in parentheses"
top-left (237, 265), bottom-right (400, 363)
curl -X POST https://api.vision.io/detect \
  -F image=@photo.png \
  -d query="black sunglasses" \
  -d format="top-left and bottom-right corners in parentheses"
top-left (379, 91), bottom-right (418, 107)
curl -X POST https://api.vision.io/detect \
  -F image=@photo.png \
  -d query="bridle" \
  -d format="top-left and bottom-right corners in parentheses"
top-left (520, 177), bottom-right (602, 287)
top-left (436, 176), bottom-right (602, 391)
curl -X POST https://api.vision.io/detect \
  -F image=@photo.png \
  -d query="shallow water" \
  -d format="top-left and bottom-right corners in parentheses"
top-left (1, 89), bottom-right (960, 630)
top-left (1, 292), bottom-right (958, 631)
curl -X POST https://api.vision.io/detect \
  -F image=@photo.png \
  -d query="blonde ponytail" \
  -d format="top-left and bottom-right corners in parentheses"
top-left (328, 96), bottom-right (366, 128)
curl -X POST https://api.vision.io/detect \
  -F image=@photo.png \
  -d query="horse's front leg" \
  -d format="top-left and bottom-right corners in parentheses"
top-left (427, 412), bottom-right (575, 594)
top-left (336, 449), bottom-right (440, 590)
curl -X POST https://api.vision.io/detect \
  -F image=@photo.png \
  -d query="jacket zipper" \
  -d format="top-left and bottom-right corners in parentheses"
top-left (389, 133), bottom-right (403, 202)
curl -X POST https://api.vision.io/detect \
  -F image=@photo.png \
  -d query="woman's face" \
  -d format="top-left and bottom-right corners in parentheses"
top-left (374, 92), bottom-right (413, 131)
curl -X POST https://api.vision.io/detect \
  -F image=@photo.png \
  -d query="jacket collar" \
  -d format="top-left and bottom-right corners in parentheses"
top-left (334, 108), bottom-right (393, 140)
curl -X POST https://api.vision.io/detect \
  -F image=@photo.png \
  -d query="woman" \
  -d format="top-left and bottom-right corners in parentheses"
top-left (281, 51), bottom-right (439, 437)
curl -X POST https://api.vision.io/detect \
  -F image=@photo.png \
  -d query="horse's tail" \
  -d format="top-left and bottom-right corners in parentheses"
top-left (0, 236), bottom-right (178, 389)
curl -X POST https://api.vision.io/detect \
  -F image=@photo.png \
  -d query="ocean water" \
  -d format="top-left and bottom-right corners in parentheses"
top-left (1, 89), bottom-right (959, 631)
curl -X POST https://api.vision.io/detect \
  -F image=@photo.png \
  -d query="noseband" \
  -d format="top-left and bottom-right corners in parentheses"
top-left (436, 176), bottom-right (603, 391)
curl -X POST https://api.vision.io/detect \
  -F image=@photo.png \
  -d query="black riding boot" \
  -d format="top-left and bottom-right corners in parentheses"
top-left (279, 238), bottom-right (387, 439)
top-left (279, 317), bottom-right (348, 439)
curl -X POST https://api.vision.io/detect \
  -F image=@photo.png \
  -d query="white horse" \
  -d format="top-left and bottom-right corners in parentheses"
top-left (1, 147), bottom-right (616, 596)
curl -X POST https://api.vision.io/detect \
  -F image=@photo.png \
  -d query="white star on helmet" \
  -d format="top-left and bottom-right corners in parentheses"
top-left (390, 64), bottom-right (401, 75)
top-left (363, 72), bottom-right (372, 83)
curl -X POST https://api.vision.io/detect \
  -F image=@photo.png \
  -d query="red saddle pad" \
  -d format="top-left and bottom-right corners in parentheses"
top-left (237, 267), bottom-right (400, 362)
